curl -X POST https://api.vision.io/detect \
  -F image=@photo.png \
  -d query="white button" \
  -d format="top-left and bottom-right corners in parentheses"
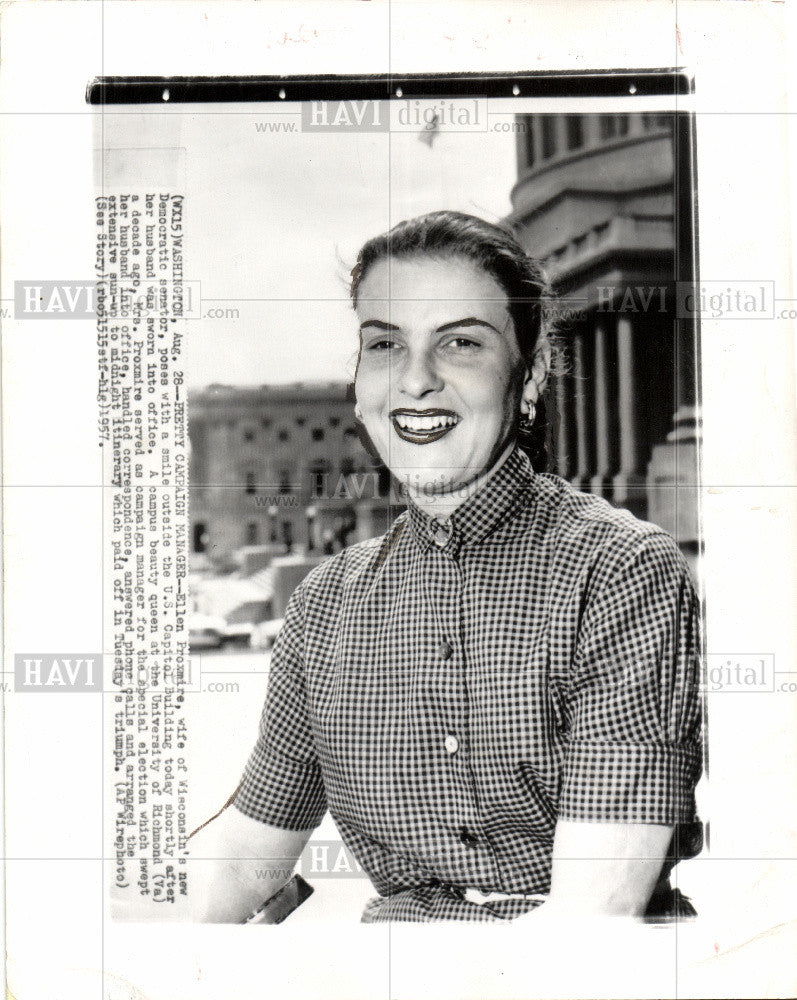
top-left (444, 734), bottom-right (459, 755)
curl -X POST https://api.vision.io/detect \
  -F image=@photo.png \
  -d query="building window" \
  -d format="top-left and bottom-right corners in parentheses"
top-left (565, 115), bottom-right (584, 150)
top-left (296, 417), bottom-right (306, 427)
top-left (329, 416), bottom-right (340, 428)
top-left (277, 428), bottom-right (290, 442)
top-left (311, 427), bottom-right (325, 442)
top-left (193, 522), bottom-right (207, 553)
top-left (541, 117), bottom-right (557, 159)
top-left (617, 114), bottom-right (629, 136)
top-left (279, 470), bottom-right (291, 495)
top-left (343, 426), bottom-right (358, 442)
top-left (245, 522), bottom-right (258, 545)
top-left (243, 427), bottom-right (255, 443)
top-left (245, 470), bottom-right (256, 494)
top-left (261, 418), bottom-right (272, 429)
top-left (523, 117), bottom-right (535, 168)
top-left (340, 457), bottom-right (355, 476)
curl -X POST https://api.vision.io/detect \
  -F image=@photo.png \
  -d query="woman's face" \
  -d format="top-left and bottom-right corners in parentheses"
top-left (354, 254), bottom-right (527, 495)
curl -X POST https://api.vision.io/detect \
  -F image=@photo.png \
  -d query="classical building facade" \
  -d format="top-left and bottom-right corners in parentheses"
top-left (507, 112), bottom-right (700, 559)
top-left (188, 382), bottom-right (391, 563)
top-left (191, 116), bottom-right (700, 570)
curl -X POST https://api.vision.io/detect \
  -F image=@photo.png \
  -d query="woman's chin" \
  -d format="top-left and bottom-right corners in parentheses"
top-left (393, 466), bottom-right (474, 499)
top-left (373, 435), bottom-right (502, 497)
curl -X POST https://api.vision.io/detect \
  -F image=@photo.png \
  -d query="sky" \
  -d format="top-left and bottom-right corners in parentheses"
top-left (100, 102), bottom-right (519, 386)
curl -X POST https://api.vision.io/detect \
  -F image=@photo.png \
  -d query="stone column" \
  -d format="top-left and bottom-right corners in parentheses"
top-left (572, 331), bottom-right (594, 490)
top-left (612, 315), bottom-right (647, 516)
top-left (589, 320), bottom-right (616, 498)
top-left (553, 368), bottom-right (575, 481)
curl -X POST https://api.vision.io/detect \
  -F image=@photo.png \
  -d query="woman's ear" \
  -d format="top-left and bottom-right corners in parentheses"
top-left (520, 340), bottom-right (552, 413)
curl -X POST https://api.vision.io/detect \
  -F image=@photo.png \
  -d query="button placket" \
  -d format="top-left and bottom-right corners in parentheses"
top-left (424, 548), bottom-right (462, 738)
top-left (423, 540), bottom-right (487, 872)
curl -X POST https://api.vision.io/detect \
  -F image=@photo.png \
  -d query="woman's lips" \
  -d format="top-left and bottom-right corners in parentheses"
top-left (390, 408), bottom-right (460, 445)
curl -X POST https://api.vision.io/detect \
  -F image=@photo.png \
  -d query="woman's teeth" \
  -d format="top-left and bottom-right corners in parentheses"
top-left (394, 414), bottom-right (458, 432)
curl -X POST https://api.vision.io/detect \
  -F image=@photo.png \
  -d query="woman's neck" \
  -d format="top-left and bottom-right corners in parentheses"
top-left (406, 439), bottom-right (516, 523)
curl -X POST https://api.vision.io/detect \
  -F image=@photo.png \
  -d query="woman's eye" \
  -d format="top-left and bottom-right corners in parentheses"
top-left (366, 339), bottom-right (400, 351)
top-left (445, 337), bottom-right (480, 350)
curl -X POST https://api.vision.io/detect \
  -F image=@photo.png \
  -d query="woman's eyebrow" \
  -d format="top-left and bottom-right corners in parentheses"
top-left (436, 317), bottom-right (504, 335)
top-left (359, 319), bottom-right (400, 332)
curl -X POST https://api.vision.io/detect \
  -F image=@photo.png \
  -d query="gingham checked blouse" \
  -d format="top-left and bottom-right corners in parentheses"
top-left (234, 445), bottom-right (703, 922)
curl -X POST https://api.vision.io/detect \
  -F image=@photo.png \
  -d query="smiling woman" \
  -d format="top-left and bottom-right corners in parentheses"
top-left (196, 211), bottom-right (703, 926)
top-left (352, 211), bottom-right (554, 506)
top-left (354, 254), bottom-right (529, 512)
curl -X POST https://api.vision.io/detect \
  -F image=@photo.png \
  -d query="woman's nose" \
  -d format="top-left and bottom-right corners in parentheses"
top-left (396, 348), bottom-right (443, 398)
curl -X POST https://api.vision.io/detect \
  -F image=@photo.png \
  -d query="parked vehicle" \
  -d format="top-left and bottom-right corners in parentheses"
top-left (188, 612), bottom-right (227, 650)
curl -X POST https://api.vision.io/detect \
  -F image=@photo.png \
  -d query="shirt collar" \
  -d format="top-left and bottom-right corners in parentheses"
top-left (405, 445), bottom-right (537, 554)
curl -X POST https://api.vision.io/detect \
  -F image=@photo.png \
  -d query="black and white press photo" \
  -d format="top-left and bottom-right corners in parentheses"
top-left (89, 75), bottom-right (707, 928)
top-left (3, 4), bottom-right (796, 999)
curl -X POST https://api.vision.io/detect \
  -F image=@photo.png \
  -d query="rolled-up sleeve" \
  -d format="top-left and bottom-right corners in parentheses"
top-left (559, 531), bottom-right (703, 825)
top-left (234, 586), bottom-right (327, 830)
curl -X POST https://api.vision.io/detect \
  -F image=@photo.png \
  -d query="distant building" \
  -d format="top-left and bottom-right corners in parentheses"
top-left (506, 112), bottom-right (700, 562)
top-left (188, 382), bottom-right (391, 564)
